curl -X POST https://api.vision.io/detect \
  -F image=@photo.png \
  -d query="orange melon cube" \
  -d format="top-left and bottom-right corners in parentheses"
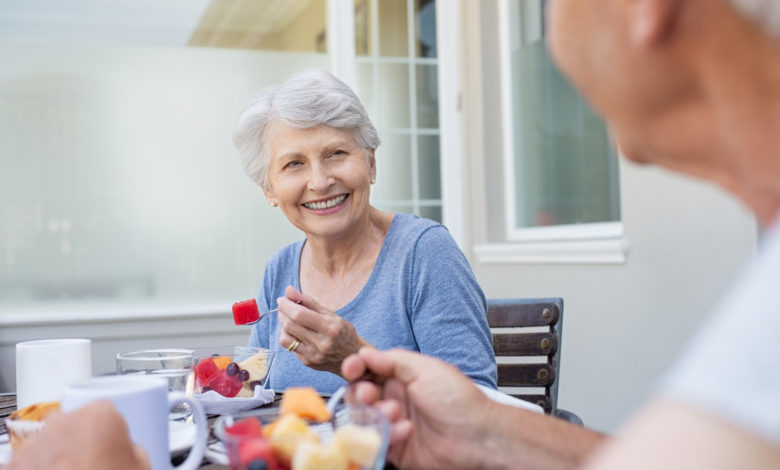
top-left (280, 387), bottom-right (331, 422)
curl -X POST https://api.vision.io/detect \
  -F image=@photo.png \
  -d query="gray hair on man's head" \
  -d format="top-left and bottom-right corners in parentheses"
top-left (233, 69), bottom-right (380, 191)
top-left (729, 0), bottom-right (780, 35)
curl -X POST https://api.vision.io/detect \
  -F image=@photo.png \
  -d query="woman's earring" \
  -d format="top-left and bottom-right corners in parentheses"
top-left (269, 201), bottom-right (278, 207)
top-left (371, 178), bottom-right (376, 184)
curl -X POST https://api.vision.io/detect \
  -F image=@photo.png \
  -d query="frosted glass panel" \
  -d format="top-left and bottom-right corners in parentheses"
top-left (416, 64), bottom-right (438, 128)
top-left (377, 63), bottom-right (411, 129)
top-left (418, 135), bottom-right (440, 200)
top-left (372, 133), bottom-right (412, 201)
top-left (377, 0), bottom-right (409, 57)
top-left (0, 43), bottom-right (326, 308)
top-left (355, 62), bottom-right (377, 122)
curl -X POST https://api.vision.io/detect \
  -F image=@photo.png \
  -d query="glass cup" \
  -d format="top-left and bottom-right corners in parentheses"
top-left (189, 345), bottom-right (275, 398)
top-left (116, 348), bottom-right (195, 420)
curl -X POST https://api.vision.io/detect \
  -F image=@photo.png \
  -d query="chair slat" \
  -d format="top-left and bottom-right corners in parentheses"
top-left (497, 363), bottom-right (555, 386)
top-left (487, 302), bottom-right (560, 328)
top-left (492, 332), bottom-right (558, 356)
top-left (505, 394), bottom-right (552, 413)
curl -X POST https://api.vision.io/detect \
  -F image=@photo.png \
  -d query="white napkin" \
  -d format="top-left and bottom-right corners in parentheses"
top-left (194, 387), bottom-right (275, 415)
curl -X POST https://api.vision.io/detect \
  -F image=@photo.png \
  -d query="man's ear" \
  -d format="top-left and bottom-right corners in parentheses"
top-left (626, 0), bottom-right (681, 47)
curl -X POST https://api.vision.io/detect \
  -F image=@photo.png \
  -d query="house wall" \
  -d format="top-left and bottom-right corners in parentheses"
top-left (462, 0), bottom-right (758, 432)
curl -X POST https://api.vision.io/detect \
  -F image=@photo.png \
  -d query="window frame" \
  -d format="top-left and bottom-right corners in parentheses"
top-left (488, 0), bottom-right (627, 263)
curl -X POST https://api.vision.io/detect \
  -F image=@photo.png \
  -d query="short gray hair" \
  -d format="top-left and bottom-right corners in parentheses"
top-left (729, 0), bottom-right (780, 35)
top-left (233, 69), bottom-right (381, 191)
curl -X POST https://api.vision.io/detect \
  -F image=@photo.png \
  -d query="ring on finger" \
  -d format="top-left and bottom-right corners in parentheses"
top-left (287, 338), bottom-right (301, 353)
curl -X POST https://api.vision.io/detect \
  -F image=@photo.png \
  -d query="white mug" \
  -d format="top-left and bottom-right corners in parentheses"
top-left (62, 375), bottom-right (207, 470)
top-left (16, 338), bottom-right (92, 408)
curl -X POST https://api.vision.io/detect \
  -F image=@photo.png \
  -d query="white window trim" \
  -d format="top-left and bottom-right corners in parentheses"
top-left (328, 0), bottom-right (356, 87)
top-left (475, 237), bottom-right (629, 265)
top-left (491, 0), bottom-right (627, 264)
top-left (436, 0), bottom-right (466, 248)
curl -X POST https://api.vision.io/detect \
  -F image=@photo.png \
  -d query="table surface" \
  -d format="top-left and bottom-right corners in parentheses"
top-left (0, 392), bottom-right (283, 469)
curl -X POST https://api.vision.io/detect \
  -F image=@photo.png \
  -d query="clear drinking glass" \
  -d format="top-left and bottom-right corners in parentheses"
top-left (116, 348), bottom-right (195, 420)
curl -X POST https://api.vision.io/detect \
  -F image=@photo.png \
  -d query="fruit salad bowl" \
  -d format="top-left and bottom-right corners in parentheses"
top-left (213, 402), bottom-right (390, 470)
top-left (190, 346), bottom-right (275, 399)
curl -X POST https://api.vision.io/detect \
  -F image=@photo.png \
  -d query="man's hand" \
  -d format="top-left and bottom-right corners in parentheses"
top-left (8, 401), bottom-right (151, 470)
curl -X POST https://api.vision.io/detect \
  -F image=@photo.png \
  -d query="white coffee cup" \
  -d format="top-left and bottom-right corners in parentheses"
top-left (16, 338), bottom-right (92, 408)
top-left (62, 375), bottom-right (207, 470)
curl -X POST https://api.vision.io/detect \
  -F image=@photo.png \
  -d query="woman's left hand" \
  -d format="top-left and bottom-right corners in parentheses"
top-left (277, 285), bottom-right (372, 375)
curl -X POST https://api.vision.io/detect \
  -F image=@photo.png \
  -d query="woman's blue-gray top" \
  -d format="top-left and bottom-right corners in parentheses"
top-left (248, 213), bottom-right (498, 393)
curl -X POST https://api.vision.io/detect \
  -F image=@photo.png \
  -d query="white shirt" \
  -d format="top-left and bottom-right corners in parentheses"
top-left (661, 215), bottom-right (780, 443)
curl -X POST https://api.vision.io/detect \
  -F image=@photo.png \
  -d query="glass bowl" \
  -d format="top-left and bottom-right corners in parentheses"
top-left (214, 404), bottom-right (390, 470)
top-left (189, 346), bottom-right (275, 398)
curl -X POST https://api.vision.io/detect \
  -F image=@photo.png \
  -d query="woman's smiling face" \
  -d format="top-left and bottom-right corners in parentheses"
top-left (264, 121), bottom-right (376, 240)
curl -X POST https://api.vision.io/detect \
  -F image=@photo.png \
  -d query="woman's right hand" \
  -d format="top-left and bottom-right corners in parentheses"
top-left (277, 286), bottom-right (373, 376)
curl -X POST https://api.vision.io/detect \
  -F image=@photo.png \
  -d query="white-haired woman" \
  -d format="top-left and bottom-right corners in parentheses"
top-left (233, 69), bottom-right (497, 393)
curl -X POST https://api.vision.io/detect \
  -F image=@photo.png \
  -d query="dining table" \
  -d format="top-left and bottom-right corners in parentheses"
top-left (1, 391), bottom-right (396, 470)
top-left (0, 391), bottom-right (284, 469)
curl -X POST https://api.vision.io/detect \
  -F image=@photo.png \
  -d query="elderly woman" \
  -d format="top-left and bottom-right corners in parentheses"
top-left (232, 69), bottom-right (496, 393)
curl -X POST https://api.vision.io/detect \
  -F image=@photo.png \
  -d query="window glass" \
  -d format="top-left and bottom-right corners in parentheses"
top-left (508, 0), bottom-right (620, 231)
top-left (416, 64), bottom-right (439, 128)
top-left (418, 135), bottom-right (441, 200)
top-left (377, 63), bottom-right (412, 129)
top-left (377, 0), bottom-right (409, 57)
top-left (0, 0), bottom-right (327, 309)
top-left (414, 0), bottom-right (437, 58)
top-left (373, 134), bottom-right (413, 202)
top-left (356, 0), bottom-right (442, 221)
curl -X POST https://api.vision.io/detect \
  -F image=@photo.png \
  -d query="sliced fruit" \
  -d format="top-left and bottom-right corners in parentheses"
top-left (238, 352), bottom-right (269, 383)
top-left (212, 355), bottom-right (233, 370)
top-left (238, 438), bottom-right (278, 470)
top-left (233, 298), bottom-right (260, 325)
top-left (333, 424), bottom-right (382, 468)
top-left (267, 414), bottom-right (318, 465)
top-left (279, 387), bottom-right (330, 422)
top-left (210, 373), bottom-right (242, 397)
top-left (292, 440), bottom-right (349, 470)
top-left (194, 358), bottom-right (220, 386)
top-left (225, 417), bottom-right (264, 438)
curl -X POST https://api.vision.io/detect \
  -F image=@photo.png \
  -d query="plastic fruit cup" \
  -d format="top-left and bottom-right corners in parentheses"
top-left (214, 405), bottom-right (390, 470)
top-left (190, 346), bottom-right (275, 399)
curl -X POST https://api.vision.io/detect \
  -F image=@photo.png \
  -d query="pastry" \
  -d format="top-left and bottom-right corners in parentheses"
top-left (5, 401), bottom-right (61, 450)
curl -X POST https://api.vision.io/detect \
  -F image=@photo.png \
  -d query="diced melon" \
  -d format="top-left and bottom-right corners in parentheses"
top-left (292, 440), bottom-right (349, 470)
top-left (333, 424), bottom-right (382, 468)
top-left (280, 387), bottom-right (330, 422)
top-left (212, 356), bottom-right (233, 370)
top-left (267, 414), bottom-right (318, 465)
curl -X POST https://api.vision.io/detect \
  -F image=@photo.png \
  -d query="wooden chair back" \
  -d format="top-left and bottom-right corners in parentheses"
top-left (487, 298), bottom-right (565, 415)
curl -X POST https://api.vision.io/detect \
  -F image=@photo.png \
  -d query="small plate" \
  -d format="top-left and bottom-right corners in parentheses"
top-left (169, 420), bottom-right (197, 457)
